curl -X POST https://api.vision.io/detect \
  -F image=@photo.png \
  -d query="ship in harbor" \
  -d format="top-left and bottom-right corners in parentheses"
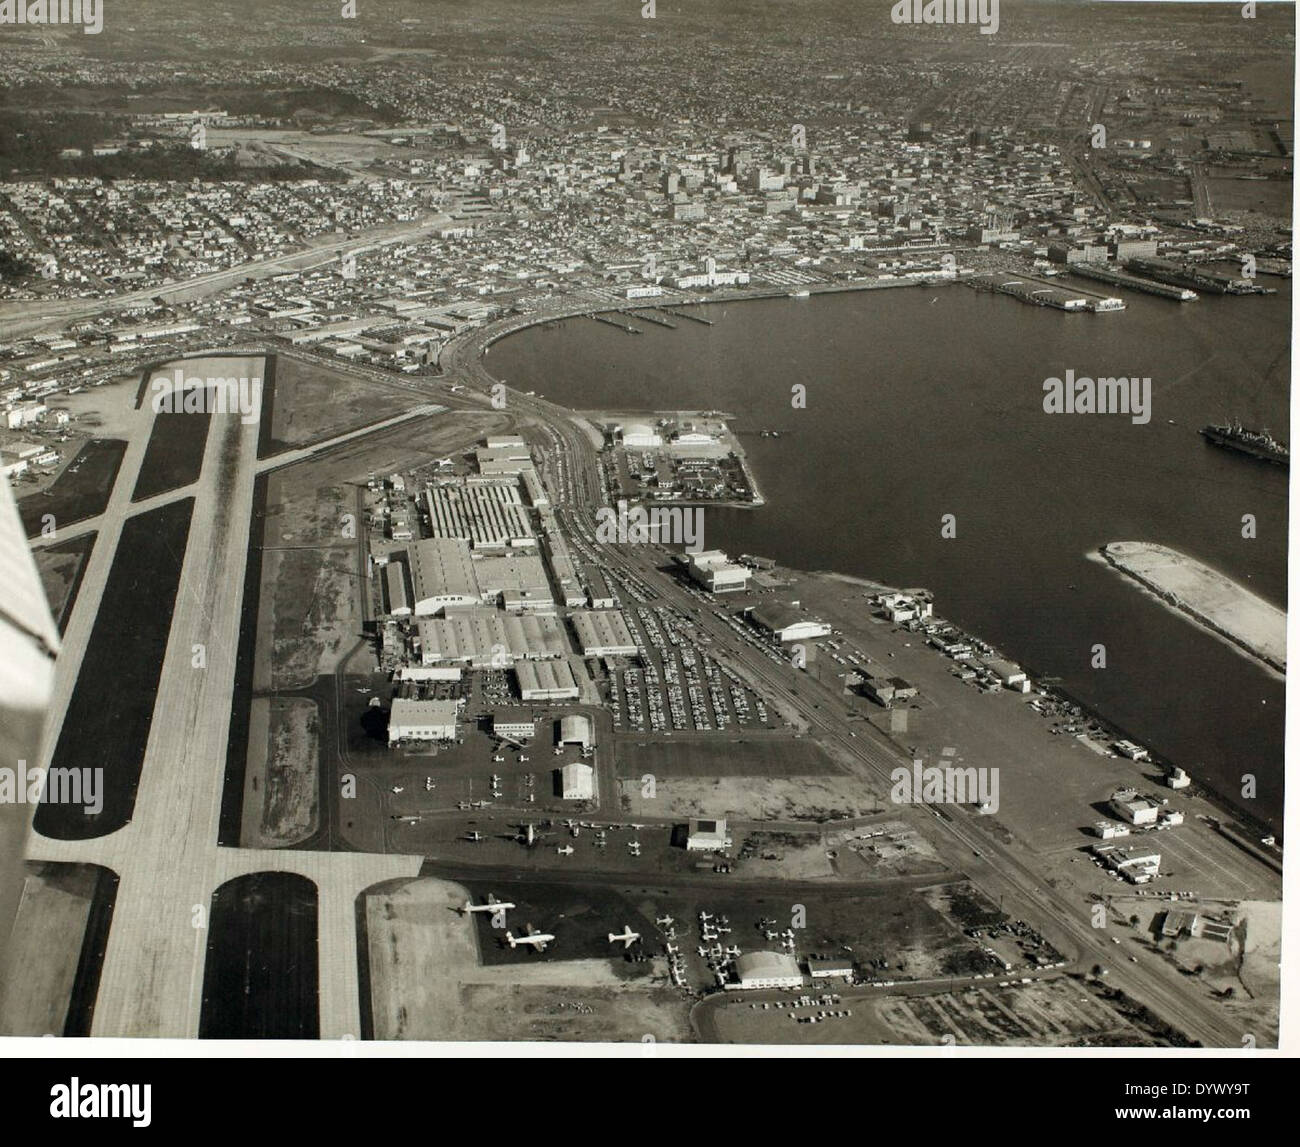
top-left (1200, 421), bottom-right (1289, 467)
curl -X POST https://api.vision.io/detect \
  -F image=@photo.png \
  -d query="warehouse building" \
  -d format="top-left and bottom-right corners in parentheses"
top-left (570, 610), bottom-right (639, 657)
top-left (807, 957), bottom-right (855, 981)
top-left (416, 610), bottom-right (567, 667)
top-left (384, 560), bottom-right (412, 617)
top-left (425, 480), bottom-right (535, 550)
top-left (515, 658), bottom-right (581, 701)
top-left (558, 762), bottom-right (595, 800)
top-left (731, 951), bottom-right (804, 990)
top-left (388, 698), bottom-right (459, 744)
top-left (408, 537), bottom-right (481, 614)
top-left (688, 550), bottom-right (751, 593)
top-left (474, 551), bottom-right (554, 608)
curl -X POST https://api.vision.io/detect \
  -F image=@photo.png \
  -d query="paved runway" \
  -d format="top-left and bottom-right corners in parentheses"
top-left (27, 367), bottom-right (424, 1038)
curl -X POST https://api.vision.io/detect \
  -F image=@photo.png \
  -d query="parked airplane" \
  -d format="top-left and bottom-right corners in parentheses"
top-left (506, 923), bottom-right (554, 951)
top-left (424, 777), bottom-right (435, 791)
top-left (608, 926), bottom-right (641, 949)
top-left (461, 893), bottom-right (515, 916)
top-left (391, 786), bottom-right (404, 794)
top-left (463, 831), bottom-right (484, 842)
top-left (556, 845), bottom-right (574, 856)
top-left (656, 915), bottom-right (675, 929)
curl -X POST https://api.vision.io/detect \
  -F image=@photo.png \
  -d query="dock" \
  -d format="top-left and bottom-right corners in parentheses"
top-left (1067, 263), bottom-right (1198, 302)
top-left (660, 307), bottom-right (714, 325)
top-left (591, 313), bottom-right (643, 334)
top-left (627, 309), bottom-right (676, 329)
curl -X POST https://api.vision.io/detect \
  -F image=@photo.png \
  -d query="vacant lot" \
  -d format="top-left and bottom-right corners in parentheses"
top-left (620, 773), bottom-right (878, 822)
top-left (240, 697), bottom-right (320, 848)
top-left (264, 354), bottom-right (420, 452)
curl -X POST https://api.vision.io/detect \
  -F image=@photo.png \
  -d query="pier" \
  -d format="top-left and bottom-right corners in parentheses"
top-left (1067, 263), bottom-right (1198, 302)
top-left (660, 307), bottom-right (714, 325)
top-left (627, 309), bottom-right (677, 329)
top-left (591, 312), bottom-right (643, 334)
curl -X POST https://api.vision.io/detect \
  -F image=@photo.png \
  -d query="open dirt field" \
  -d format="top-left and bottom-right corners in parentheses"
top-left (240, 697), bottom-right (320, 848)
top-left (620, 773), bottom-right (878, 821)
top-left (267, 355), bottom-right (420, 448)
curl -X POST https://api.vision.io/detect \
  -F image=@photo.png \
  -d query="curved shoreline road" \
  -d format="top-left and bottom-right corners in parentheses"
top-left (433, 311), bottom-right (1264, 1049)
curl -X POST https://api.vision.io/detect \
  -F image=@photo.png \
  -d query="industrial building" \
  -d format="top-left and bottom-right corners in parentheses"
top-left (558, 762), bottom-right (595, 800)
top-left (384, 561), bottom-right (412, 617)
top-left (407, 537), bottom-right (480, 614)
top-left (388, 698), bottom-right (459, 744)
top-left (515, 659), bottom-right (582, 701)
top-left (861, 675), bottom-right (918, 708)
top-left (476, 443), bottom-right (532, 475)
top-left (1091, 843), bottom-right (1162, 884)
top-left (492, 708), bottom-right (536, 740)
top-left (416, 610), bottom-right (568, 667)
top-left (687, 550), bottom-right (751, 593)
top-left (1109, 788), bottom-right (1160, 827)
top-left (474, 550), bottom-right (554, 608)
top-left (807, 957), bottom-right (855, 981)
top-left (686, 817), bottom-right (730, 851)
top-left (878, 593), bottom-right (933, 624)
top-left (570, 610), bottom-right (639, 657)
top-left (731, 951), bottom-right (804, 990)
top-left (424, 480), bottom-right (535, 550)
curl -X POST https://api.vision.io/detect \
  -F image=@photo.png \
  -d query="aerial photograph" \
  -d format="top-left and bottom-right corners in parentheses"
top-left (0, 0), bottom-right (1293, 1090)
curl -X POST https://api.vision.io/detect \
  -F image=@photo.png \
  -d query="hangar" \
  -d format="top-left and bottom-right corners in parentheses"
top-left (558, 762), bottom-right (595, 800)
top-left (407, 537), bottom-right (480, 614)
top-left (388, 698), bottom-right (459, 744)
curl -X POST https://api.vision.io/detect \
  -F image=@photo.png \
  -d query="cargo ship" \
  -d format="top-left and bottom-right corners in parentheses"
top-left (1200, 421), bottom-right (1289, 467)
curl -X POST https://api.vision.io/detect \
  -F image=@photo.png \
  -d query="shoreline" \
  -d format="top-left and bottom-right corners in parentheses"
top-left (453, 287), bottom-right (1284, 840)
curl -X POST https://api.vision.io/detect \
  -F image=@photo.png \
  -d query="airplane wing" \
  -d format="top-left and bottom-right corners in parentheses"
top-left (0, 476), bottom-right (59, 981)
